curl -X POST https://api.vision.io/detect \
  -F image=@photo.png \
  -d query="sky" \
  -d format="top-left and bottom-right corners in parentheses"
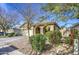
top-left (0, 3), bottom-right (79, 28)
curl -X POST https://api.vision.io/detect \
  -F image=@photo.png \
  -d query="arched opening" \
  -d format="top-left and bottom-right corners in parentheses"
top-left (35, 27), bottom-right (40, 34)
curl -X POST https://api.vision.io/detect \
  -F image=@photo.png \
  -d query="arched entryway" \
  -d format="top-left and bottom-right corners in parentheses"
top-left (35, 27), bottom-right (40, 34)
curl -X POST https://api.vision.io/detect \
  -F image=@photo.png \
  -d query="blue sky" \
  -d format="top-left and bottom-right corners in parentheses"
top-left (0, 3), bottom-right (79, 28)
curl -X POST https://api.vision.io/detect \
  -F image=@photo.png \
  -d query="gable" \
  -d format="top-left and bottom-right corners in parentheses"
top-left (73, 25), bottom-right (79, 30)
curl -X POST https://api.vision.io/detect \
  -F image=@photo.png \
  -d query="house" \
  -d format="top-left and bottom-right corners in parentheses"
top-left (20, 22), bottom-right (60, 36)
top-left (71, 23), bottom-right (79, 30)
top-left (60, 28), bottom-right (71, 37)
top-left (0, 29), bottom-right (3, 32)
top-left (0, 26), bottom-right (3, 32)
top-left (6, 28), bottom-right (22, 35)
top-left (60, 23), bottom-right (79, 38)
top-left (6, 29), bottom-right (14, 33)
top-left (0, 26), bottom-right (4, 35)
top-left (71, 23), bottom-right (79, 36)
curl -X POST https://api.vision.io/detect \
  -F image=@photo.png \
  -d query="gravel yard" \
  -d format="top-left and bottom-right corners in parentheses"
top-left (10, 36), bottom-right (74, 55)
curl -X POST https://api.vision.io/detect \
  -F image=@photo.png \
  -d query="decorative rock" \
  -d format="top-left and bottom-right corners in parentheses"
top-left (74, 39), bottom-right (78, 55)
top-left (54, 44), bottom-right (73, 55)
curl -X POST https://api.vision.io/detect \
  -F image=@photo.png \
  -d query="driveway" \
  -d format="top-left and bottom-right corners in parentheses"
top-left (0, 36), bottom-right (24, 45)
top-left (0, 45), bottom-right (24, 55)
top-left (0, 36), bottom-right (25, 55)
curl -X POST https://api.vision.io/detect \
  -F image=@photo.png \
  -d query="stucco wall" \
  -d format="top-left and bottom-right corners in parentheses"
top-left (73, 26), bottom-right (79, 30)
top-left (21, 29), bottom-right (33, 36)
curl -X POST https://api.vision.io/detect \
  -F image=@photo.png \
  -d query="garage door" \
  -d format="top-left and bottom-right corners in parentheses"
top-left (22, 30), bottom-right (33, 36)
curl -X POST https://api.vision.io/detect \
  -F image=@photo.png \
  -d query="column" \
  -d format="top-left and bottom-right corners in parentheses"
top-left (39, 26), bottom-right (44, 35)
top-left (32, 26), bottom-right (36, 35)
top-left (50, 25), bottom-right (54, 31)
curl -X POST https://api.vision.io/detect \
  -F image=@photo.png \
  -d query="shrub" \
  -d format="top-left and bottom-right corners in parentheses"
top-left (65, 37), bottom-right (71, 45)
top-left (6, 33), bottom-right (16, 37)
top-left (45, 31), bottom-right (53, 42)
top-left (52, 30), bottom-right (62, 44)
top-left (30, 34), bottom-right (47, 52)
top-left (73, 29), bottom-right (79, 39)
top-left (45, 30), bottom-right (62, 45)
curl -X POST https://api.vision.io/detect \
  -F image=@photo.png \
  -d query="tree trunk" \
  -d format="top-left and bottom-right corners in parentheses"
top-left (3, 30), bottom-right (6, 36)
top-left (27, 24), bottom-right (30, 42)
top-left (28, 28), bottom-right (30, 40)
top-left (70, 30), bottom-right (74, 46)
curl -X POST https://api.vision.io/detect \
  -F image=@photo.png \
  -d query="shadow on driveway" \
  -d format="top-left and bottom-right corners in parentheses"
top-left (0, 45), bottom-right (18, 55)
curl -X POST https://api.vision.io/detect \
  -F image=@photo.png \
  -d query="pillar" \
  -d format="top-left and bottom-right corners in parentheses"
top-left (32, 26), bottom-right (36, 35)
top-left (39, 26), bottom-right (44, 35)
top-left (50, 25), bottom-right (54, 31)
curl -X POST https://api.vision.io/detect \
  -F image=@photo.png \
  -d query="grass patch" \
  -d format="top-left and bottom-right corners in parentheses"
top-left (0, 36), bottom-right (8, 38)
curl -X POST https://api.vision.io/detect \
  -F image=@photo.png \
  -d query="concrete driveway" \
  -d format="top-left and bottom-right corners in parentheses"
top-left (0, 45), bottom-right (24, 55)
top-left (0, 36), bottom-right (24, 45)
top-left (0, 36), bottom-right (24, 55)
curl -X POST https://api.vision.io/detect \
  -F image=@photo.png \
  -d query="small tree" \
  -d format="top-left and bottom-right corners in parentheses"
top-left (45, 31), bottom-right (53, 43)
top-left (0, 8), bottom-right (19, 36)
top-left (15, 4), bottom-right (36, 40)
top-left (30, 34), bottom-right (47, 54)
top-left (73, 29), bottom-right (79, 39)
top-left (53, 30), bottom-right (62, 45)
top-left (0, 15), bottom-right (10, 36)
top-left (45, 30), bottom-right (62, 45)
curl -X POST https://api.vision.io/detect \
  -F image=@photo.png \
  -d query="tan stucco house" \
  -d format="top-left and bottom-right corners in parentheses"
top-left (20, 22), bottom-right (60, 36)
top-left (71, 23), bottom-right (79, 36)
top-left (60, 28), bottom-right (71, 37)
top-left (60, 23), bottom-right (79, 38)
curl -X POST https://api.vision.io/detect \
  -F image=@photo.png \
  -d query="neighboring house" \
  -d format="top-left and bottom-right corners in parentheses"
top-left (20, 22), bottom-right (60, 36)
top-left (71, 24), bottom-right (79, 30)
top-left (60, 23), bottom-right (79, 38)
top-left (13, 28), bottom-right (22, 36)
top-left (0, 26), bottom-right (3, 32)
top-left (6, 29), bottom-right (14, 33)
top-left (0, 26), bottom-right (4, 35)
top-left (0, 24), bottom-right (21, 36)
top-left (71, 23), bottom-right (79, 36)
top-left (6, 28), bottom-right (22, 35)
top-left (0, 29), bottom-right (3, 32)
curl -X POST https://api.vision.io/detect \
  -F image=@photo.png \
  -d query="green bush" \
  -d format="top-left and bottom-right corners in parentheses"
top-left (45, 30), bottom-right (62, 45)
top-left (52, 30), bottom-right (62, 44)
top-left (30, 34), bottom-right (47, 52)
top-left (6, 33), bottom-right (16, 37)
top-left (65, 37), bottom-right (71, 45)
top-left (45, 31), bottom-right (53, 42)
top-left (73, 29), bottom-right (79, 39)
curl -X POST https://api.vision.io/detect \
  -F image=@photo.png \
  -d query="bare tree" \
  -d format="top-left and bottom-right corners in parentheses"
top-left (0, 15), bottom-right (8, 36)
top-left (14, 4), bottom-right (36, 40)
top-left (0, 7), bottom-right (19, 36)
